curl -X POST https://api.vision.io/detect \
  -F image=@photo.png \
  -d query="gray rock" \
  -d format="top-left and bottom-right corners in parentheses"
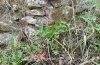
top-left (0, 33), bottom-right (13, 45)
top-left (21, 16), bottom-right (37, 25)
top-left (12, 10), bottom-right (25, 21)
top-left (50, 0), bottom-right (62, 7)
top-left (43, 5), bottom-right (54, 24)
top-left (24, 26), bottom-right (36, 43)
top-left (36, 17), bottom-right (51, 27)
top-left (26, 9), bottom-right (45, 16)
top-left (76, 0), bottom-right (95, 13)
top-left (0, 2), bottom-right (10, 15)
top-left (26, 0), bottom-right (47, 8)
top-left (62, 6), bottom-right (73, 21)
top-left (0, 21), bottom-right (18, 32)
top-left (61, 0), bottom-right (72, 6)
top-left (49, 0), bottom-right (71, 7)
top-left (12, 4), bottom-right (21, 12)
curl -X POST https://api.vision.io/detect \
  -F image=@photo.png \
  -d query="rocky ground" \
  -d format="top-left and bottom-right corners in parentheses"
top-left (0, 0), bottom-right (100, 65)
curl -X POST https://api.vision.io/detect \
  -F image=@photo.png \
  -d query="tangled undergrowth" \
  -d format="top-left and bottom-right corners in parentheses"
top-left (0, 0), bottom-right (100, 65)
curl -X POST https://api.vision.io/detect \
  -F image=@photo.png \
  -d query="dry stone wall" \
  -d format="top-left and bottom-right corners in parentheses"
top-left (0, 0), bottom-right (95, 46)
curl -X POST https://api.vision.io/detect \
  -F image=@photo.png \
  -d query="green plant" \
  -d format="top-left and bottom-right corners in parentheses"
top-left (91, 42), bottom-right (100, 53)
top-left (0, 49), bottom-right (22, 65)
top-left (79, 4), bottom-right (96, 55)
top-left (95, 0), bottom-right (100, 9)
top-left (37, 21), bottom-right (69, 55)
top-left (0, 39), bottom-right (39, 65)
top-left (37, 21), bottom-right (67, 39)
top-left (79, 1), bottom-right (100, 64)
top-left (95, 24), bottom-right (100, 33)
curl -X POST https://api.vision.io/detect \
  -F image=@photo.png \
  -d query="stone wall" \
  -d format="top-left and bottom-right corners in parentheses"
top-left (0, 0), bottom-right (95, 46)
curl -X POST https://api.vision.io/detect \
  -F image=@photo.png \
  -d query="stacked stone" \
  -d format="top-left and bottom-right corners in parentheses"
top-left (0, 0), bottom-right (77, 45)
top-left (0, 0), bottom-right (95, 47)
